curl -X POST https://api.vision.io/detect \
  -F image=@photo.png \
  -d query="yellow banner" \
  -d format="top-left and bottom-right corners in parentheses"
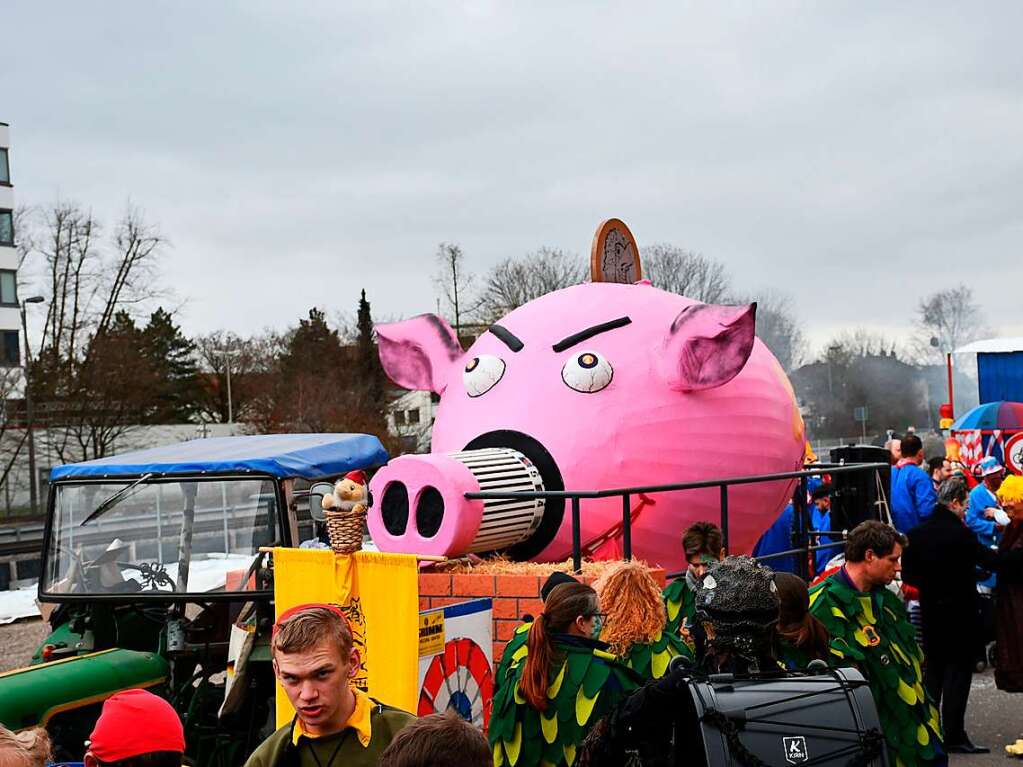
top-left (272, 548), bottom-right (420, 726)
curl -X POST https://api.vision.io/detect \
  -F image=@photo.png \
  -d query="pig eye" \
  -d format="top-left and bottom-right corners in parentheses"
top-left (463, 355), bottom-right (505, 397)
top-left (561, 350), bottom-right (613, 393)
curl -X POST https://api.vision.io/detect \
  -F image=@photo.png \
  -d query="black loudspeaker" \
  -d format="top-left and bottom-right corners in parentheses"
top-left (828, 445), bottom-right (891, 529)
top-left (684, 667), bottom-right (889, 767)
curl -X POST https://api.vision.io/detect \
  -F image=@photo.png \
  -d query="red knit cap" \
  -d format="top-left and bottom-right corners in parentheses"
top-left (88, 689), bottom-right (185, 761)
top-left (344, 470), bottom-right (367, 485)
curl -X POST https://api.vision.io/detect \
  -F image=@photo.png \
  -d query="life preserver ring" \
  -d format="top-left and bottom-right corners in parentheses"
top-left (417, 637), bottom-right (493, 728)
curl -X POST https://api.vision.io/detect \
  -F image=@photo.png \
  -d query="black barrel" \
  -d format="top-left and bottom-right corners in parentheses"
top-left (829, 445), bottom-right (892, 529)
top-left (681, 667), bottom-right (888, 767)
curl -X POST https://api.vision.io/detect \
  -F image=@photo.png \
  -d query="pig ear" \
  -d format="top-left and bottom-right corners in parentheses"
top-left (376, 314), bottom-right (463, 394)
top-left (659, 303), bottom-right (756, 392)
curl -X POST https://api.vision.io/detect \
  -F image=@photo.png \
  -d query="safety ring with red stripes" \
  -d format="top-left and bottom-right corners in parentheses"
top-left (417, 637), bottom-right (493, 729)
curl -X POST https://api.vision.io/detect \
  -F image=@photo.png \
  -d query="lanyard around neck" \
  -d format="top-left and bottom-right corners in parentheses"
top-left (307, 730), bottom-right (350, 767)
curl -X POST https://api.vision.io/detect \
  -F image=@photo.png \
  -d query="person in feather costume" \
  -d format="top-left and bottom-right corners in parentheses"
top-left (495, 572), bottom-right (581, 686)
top-left (808, 521), bottom-right (945, 767)
top-left (577, 555), bottom-right (783, 766)
top-left (662, 521), bottom-right (724, 648)
top-left (594, 561), bottom-right (693, 677)
top-left (489, 581), bottom-right (641, 767)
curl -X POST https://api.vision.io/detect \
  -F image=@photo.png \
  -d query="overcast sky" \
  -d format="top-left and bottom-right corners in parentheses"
top-left (3, 1), bottom-right (1021, 354)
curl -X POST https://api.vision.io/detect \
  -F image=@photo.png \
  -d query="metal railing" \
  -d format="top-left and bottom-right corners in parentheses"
top-left (467, 462), bottom-right (889, 575)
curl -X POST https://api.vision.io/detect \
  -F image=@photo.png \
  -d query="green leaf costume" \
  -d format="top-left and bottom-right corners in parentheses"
top-left (808, 575), bottom-right (943, 767)
top-left (489, 627), bottom-right (641, 767)
top-left (617, 628), bottom-right (694, 679)
top-left (662, 578), bottom-right (697, 647)
top-left (495, 621), bottom-right (532, 687)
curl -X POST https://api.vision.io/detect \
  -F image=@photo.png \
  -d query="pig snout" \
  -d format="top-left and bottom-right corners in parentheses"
top-left (368, 448), bottom-right (546, 558)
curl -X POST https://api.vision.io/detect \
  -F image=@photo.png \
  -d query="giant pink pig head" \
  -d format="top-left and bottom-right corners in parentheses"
top-left (370, 281), bottom-right (805, 569)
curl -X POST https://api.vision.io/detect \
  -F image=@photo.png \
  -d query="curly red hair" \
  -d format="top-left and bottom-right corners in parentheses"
top-left (593, 561), bottom-right (666, 656)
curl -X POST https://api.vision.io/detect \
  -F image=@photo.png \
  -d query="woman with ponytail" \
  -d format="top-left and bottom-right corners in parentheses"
top-left (773, 571), bottom-right (832, 669)
top-left (489, 582), bottom-right (640, 767)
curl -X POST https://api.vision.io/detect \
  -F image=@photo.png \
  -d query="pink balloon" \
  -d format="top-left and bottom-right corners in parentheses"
top-left (369, 281), bottom-right (805, 571)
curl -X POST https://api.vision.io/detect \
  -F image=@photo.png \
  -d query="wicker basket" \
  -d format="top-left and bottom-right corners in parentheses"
top-left (324, 507), bottom-right (367, 555)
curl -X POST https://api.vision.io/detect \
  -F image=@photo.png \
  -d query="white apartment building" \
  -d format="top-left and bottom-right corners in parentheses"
top-left (0, 122), bottom-right (20, 369)
top-left (386, 389), bottom-right (438, 453)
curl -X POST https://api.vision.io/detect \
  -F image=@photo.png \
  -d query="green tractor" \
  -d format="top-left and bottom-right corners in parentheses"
top-left (0, 434), bottom-right (387, 766)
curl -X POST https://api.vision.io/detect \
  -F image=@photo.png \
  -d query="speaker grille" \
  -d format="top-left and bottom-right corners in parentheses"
top-left (447, 447), bottom-right (546, 552)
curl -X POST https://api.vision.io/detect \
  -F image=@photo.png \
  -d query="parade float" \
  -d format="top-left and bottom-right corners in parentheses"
top-left (367, 219), bottom-right (807, 570)
top-left (0, 220), bottom-right (891, 767)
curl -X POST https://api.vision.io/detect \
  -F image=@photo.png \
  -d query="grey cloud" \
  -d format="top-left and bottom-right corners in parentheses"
top-left (2, 1), bottom-right (1022, 347)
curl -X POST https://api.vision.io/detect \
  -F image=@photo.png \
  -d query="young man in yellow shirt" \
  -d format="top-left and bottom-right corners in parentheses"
top-left (244, 604), bottom-right (415, 767)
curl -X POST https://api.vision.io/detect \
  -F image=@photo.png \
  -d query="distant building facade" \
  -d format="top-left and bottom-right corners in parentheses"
top-left (0, 122), bottom-right (19, 370)
top-left (386, 389), bottom-right (437, 453)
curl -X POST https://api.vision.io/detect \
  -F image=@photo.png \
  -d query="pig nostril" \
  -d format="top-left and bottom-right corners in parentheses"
top-left (415, 487), bottom-right (444, 538)
top-left (381, 482), bottom-right (410, 536)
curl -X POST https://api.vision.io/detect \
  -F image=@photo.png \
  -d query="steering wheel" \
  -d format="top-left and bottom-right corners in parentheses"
top-left (116, 561), bottom-right (174, 591)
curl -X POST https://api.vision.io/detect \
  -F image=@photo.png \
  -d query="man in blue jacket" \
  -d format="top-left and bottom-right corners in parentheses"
top-left (752, 475), bottom-right (826, 575)
top-left (966, 457), bottom-right (1006, 588)
top-left (890, 434), bottom-right (936, 532)
top-left (810, 484), bottom-right (837, 575)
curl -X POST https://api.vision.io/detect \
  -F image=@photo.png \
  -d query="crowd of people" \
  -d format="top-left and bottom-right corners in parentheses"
top-left (486, 463), bottom-right (1023, 767)
top-left (3, 458), bottom-right (1022, 767)
top-left (879, 431), bottom-right (1023, 752)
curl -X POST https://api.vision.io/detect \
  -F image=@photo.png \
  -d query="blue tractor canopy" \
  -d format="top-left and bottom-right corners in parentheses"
top-left (42, 434), bottom-right (388, 600)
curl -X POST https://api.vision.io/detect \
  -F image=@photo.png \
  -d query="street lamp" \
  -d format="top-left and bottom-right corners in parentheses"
top-left (20, 295), bottom-right (45, 515)
top-left (930, 336), bottom-right (955, 425)
top-left (212, 347), bottom-right (241, 424)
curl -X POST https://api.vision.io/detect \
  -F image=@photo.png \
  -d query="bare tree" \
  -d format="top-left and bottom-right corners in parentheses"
top-left (803, 328), bottom-right (927, 437)
top-left (825, 328), bottom-right (900, 362)
top-left (478, 247), bottom-right (585, 322)
top-left (18, 202), bottom-right (170, 461)
top-left (433, 242), bottom-right (487, 336)
top-left (193, 330), bottom-right (283, 424)
top-left (12, 206), bottom-right (37, 270)
top-left (93, 205), bottom-right (164, 341)
top-left (913, 285), bottom-right (987, 362)
top-left (726, 289), bottom-right (807, 372)
top-left (642, 244), bottom-right (731, 303)
top-left (34, 203), bottom-right (102, 376)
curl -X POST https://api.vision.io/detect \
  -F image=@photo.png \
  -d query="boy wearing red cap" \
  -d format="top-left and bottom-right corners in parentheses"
top-left (244, 604), bottom-right (414, 767)
top-left (85, 689), bottom-right (184, 767)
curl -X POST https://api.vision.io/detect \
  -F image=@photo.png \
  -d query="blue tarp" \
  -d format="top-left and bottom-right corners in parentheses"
top-left (50, 433), bottom-right (389, 481)
top-left (978, 352), bottom-right (1023, 404)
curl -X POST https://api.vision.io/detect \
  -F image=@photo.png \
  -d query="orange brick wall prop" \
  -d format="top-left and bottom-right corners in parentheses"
top-left (418, 568), bottom-right (666, 664)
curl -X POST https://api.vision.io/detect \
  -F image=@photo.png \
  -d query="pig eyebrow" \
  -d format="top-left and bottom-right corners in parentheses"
top-left (552, 317), bottom-right (632, 352)
top-left (488, 325), bottom-right (524, 352)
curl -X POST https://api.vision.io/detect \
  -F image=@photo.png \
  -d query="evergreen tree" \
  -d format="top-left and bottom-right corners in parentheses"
top-left (355, 289), bottom-right (385, 406)
top-left (140, 307), bottom-right (200, 422)
top-left (252, 306), bottom-right (399, 453)
top-left (78, 311), bottom-right (157, 426)
top-left (273, 308), bottom-right (347, 432)
top-left (283, 308), bottom-right (345, 372)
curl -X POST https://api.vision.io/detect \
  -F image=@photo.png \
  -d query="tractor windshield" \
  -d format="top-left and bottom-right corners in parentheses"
top-left (42, 477), bottom-right (280, 597)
